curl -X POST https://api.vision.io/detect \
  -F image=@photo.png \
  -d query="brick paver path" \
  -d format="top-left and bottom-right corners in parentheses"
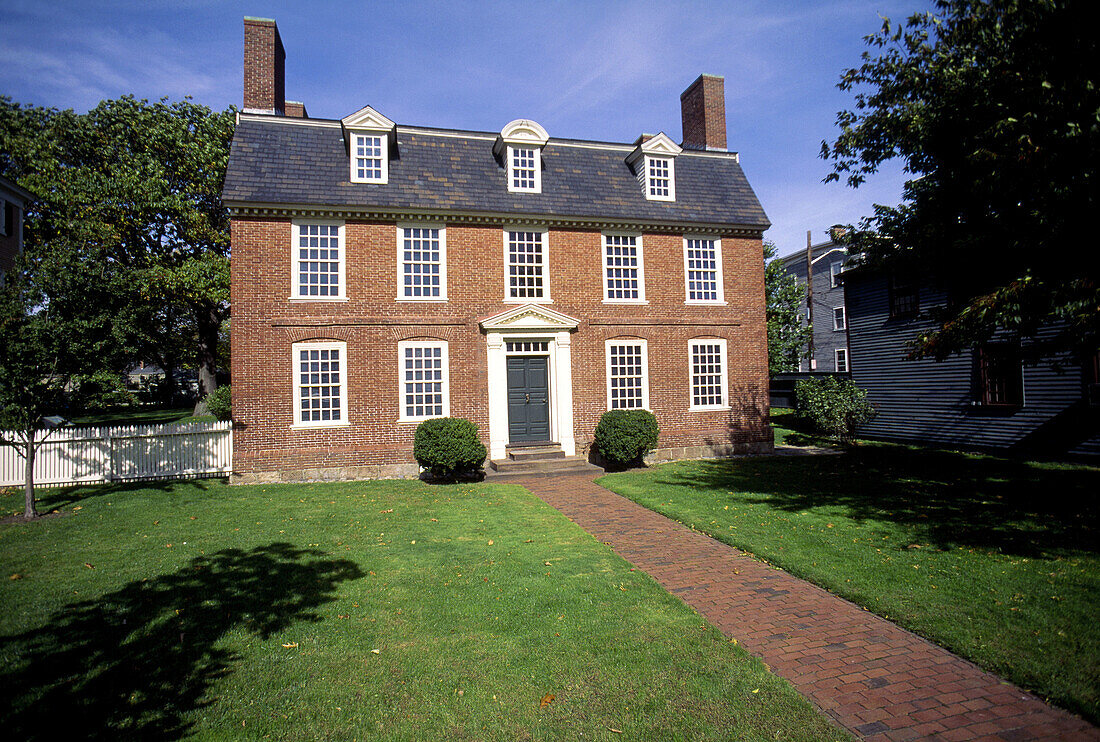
top-left (510, 471), bottom-right (1098, 742)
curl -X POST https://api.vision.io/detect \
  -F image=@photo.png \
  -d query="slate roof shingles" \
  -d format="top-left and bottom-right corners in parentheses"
top-left (222, 118), bottom-right (770, 230)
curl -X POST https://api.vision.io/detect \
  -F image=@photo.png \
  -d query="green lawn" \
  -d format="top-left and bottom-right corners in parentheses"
top-left (0, 479), bottom-right (847, 741)
top-left (69, 406), bottom-right (213, 426)
top-left (599, 444), bottom-right (1100, 723)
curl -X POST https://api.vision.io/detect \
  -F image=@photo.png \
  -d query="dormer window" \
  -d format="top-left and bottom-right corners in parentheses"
top-left (495, 119), bottom-right (549, 194)
top-left (341, 105), bottom-right (396, 185)
top-left (627, 132), bottom-right (682, 202)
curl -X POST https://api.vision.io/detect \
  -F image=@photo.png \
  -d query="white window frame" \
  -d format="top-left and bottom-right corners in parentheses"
top-left (507, 145), bottom-right (541, 193)
top-left (349, 131), bottom-right (388, 184)
top-left (602, 233), bottom-right (647, 304)
top-left (397, 340), bottom-right (450, 423)
top-left (290, 220), bottom-right (347, 302)
top-left (0, 198), bottom-right (8, 237)
top-left (683, 237), bottom-right (725, 305)
top-left (688, 339), bottom-right (729, 411)
top-left (833, 305), bottom-right (846, 331)
top-left (503, 227), bottom-right (551, 303)
top-left (830, 260), bottom-right (844, 288)
top-left (644, 155), bottom-right (675, 201)
top-left (605, 339), bottom-right (650, 411)
top-left (396, 224), bottom-right (447, 302)
top-left (291, 341), bottom-right (349, 429)
top-left (835, 348), bottom-right (849, 373)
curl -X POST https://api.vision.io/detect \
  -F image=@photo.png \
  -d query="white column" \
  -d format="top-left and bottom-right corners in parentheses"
top-left (555, 331), bottom-right (576, 456)
top-left (485, 333), bottom-right (508, 460)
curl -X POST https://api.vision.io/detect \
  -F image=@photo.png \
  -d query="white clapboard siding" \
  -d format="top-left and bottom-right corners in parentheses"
top-left (0, 421), bottom-right (232, 487)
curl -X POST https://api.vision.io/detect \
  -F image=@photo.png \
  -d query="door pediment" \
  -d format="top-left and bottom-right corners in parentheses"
top-left (479, 304), bottom-right (580, 332)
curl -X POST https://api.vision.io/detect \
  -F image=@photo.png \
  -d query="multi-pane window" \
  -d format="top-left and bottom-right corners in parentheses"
top-left (353, 133), bottom-right (385, 182)
top-left (833, 306), bottom-right (846, 331)
top-left (835, 348), bottom-right (849, 373)
top-left (399, 341), bottom-right (449, 421)
top-left (506, 340), bottom-right (549, 353)
top-left (890, 275), bottom-right (919, 318)
top-left (689, 339), bottom-right (728, 409)
top-left (976, 344), bottom-right (1022, 406)
top-left (603, 234), bottom-right (644, 301)
top-left (606, 340), bottom-right (648, 410)
top-left (399, 226), bottom-right (445, 300)
top-left (509, 146), bottom-right (539, 192)
top-left (830, 261), bottom-right (844, 288)
top-left (506, 230), bottom-right (548, 300)
top-left (684, 238), bottom-right (723, 303)
top-left (647, 156), bottom-right (672, 199)
top-left (295, 222), bottom-right (343, 299)
top-left (294, 343), bottom-right (346, 426)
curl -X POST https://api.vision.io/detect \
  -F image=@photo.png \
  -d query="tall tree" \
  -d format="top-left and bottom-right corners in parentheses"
top-left (1, 95), bottom-right (235, 400)
top-left (821, 0), bottom-right (1099, 360)
top-left (764, 241), bottom-right (810, 373)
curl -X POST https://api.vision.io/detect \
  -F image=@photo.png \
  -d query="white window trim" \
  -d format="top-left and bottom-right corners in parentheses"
top-left (688, 338), bottom-right (730, 411)
top-left (602, 232), bottom-right (648, 305)
top-left (397, 340), bottom-right (450, 423)
top-left (506, 145), bottom-right (541, 194)
top-left (835, 348), bottom-right (849, 373)
top-left (395, 224), bottom-right (447, 302)
top-left (349, 130), bottom-right (389, 184)
top-left (289, 219), bottom-right (347, 302)
top-left (605, 338), bottom-right (650, 411)
top-left (833, 305), bottom-right (846, 331)
top-left (291, 341), bottom-right (350, 429)
top-left (830, 261), bottom-right (844, 288)
top-left (683, 237), bottom-right (726, 305)
top-left (502, 227), bottom-right (552, 303)
top-left (644, 155), bottom-right (676, 202)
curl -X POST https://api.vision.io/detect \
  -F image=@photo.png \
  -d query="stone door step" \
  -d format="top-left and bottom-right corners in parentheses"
top-left (488, 455), bottom-right (601, 475)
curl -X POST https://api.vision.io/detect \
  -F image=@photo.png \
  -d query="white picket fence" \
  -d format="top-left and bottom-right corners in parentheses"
top-left (0, 420), bottom-right (232, 488)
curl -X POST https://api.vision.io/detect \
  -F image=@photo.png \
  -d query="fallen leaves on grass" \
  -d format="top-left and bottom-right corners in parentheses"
top-left (9, 573), bottom-right (22, 580)
top-left (539, 693), bottom-right (555, 708)
top-left (84, 563), bottom-right (94, 569)
top-left (282, 642), bottom-right (298, 649)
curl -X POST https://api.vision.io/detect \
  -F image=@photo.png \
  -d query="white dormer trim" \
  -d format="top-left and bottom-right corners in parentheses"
top-left (494, 119), bottom-right (549, 194)
top-left (626, 133), bottom-right (682, 202)
top-left (342, 106), bottom-right (396, 185)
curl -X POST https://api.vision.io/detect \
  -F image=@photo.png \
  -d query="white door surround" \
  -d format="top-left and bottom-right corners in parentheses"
top-left (480, 304), bottom-right (580, 460)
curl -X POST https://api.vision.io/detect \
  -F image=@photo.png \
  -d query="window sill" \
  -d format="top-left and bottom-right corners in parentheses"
top-left (397, 415), bottom-right (449, 424)
top-left (288, 296), bottom-right (350, 303)
top-left (290, 421), bottom-right (351, 430)
top-left (685, 300), bottom-right (728, 306)
top-left (395, 297), bottom-right (448, 303)
top-left (503, 298), bottom-right (553, 304)
top-left (689, 405), bottom-right (730, 412)
top-left (967, 403), bottom-right (1022, 416)
top-left (603, 299), bottom-right (649, 305)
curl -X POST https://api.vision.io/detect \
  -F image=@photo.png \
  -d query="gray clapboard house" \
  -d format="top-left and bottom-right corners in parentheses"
top-left (779, 234), bottom-right (850, 373)
top-left (843, 266), bottom-right (1100, 455)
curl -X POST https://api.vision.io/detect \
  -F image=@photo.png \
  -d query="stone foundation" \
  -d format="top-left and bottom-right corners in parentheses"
top-left (230, 462), bottom-right (419, 485)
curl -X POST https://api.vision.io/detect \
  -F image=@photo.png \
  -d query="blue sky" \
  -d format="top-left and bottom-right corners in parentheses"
top-left (0, 0), bottom-right (932, 258)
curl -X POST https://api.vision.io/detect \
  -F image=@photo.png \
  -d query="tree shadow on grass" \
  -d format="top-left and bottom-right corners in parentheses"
top-left (0, 542), bottom-right (363, 740)
top-left (31, 477), bottom-right (224, 514)
top-left (653, 445), bottom-right (1099, 557)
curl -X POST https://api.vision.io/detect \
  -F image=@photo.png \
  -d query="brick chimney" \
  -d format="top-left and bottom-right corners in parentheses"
top-left (243, 17), bottom-right (285, 115)
top-left (680, 74), bottom-right (727, 151)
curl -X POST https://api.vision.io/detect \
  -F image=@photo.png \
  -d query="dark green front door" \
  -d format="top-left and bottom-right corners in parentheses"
top-left (507, 356), bottom-right (550, 443)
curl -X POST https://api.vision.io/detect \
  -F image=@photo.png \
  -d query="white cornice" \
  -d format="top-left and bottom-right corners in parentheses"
top-left (341, 106), bottom-right (396, 131)
top-left (480, 303), bottom-right (580, 332)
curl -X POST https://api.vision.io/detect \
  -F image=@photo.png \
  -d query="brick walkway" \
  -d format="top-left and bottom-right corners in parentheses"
top-left (508, 471), bottom-right (1099, 742)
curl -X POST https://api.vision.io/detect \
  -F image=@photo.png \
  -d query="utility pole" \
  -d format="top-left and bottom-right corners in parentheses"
top-left (806, 230), bottom-right (815, 370)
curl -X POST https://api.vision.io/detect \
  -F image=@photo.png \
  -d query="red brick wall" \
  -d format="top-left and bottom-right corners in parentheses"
top-left (231, 217), bottom-right (770, 475)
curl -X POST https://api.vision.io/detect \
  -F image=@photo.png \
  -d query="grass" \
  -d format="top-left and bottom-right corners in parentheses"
top-left (769, 407), bottom-right (837, 448)
top-left (68, 406), bottom-right (214, 426)
top-left (0, 478), bottom-right (848, 741)
top-left (598, 440), bottom-right (1100, 723)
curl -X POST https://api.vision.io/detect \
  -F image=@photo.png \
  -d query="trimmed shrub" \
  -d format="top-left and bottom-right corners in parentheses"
top-left (794, 376), bottom-right (876, 444)
top-left (593, 409), bottom-right (659, 468)
top-left (413, 417), bottom-right (487, 479)
top-left (204, 385), bottom-right (232, 421)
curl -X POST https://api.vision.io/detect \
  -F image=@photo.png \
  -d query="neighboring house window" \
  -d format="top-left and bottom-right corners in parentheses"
top-left (293, 342), bottom-right (348, 427)
top-left (606, 339), bottom-right (649, 410)
top-left (293, 221), bottom-right (345, 300)
top-left (398, 225), bottom-right (446, 301)
top-left (646, 156), bottom-right (674, 200)
top-left (351, 132), bottom-right (387, 183)
top-left (684, 238), bottom-right (724, 304)
top-left (603, 234), bottom-right (645, 302)
top-left (835, 348), bottom-right (849, 373)
top-left (976, 344), bottom-right (1023, 407)
top-left (689, 339), bottom-right (728, 409)
top-left (505, 229), bottom-right (549, 301)
top-left (889, 275), bottom-right (919, 318)
top-left (830, 261), bottom-right (844, 288)
top-left (833, 306), bottom-right (846, 331)
top-left (0, 199), bottom-right (10, 236)
top-left (399, 340), bottom-right (449, 421)
top-left (508, 146), bottom-right (540, 193)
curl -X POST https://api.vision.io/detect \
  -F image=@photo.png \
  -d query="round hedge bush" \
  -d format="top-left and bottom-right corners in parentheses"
top-left (593, 409), bottom-right (659, 468)
top-left (413, 417), bottom-right (487, 479)
top-left (204, 385), bottom-right (232, 421)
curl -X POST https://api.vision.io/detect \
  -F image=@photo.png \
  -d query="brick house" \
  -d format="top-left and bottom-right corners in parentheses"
top-left (224, 18), bottom-right (772, 482)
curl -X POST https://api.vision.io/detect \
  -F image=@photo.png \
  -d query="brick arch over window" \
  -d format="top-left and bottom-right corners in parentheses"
top-left (281, 327), bottom-right (352, 344)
